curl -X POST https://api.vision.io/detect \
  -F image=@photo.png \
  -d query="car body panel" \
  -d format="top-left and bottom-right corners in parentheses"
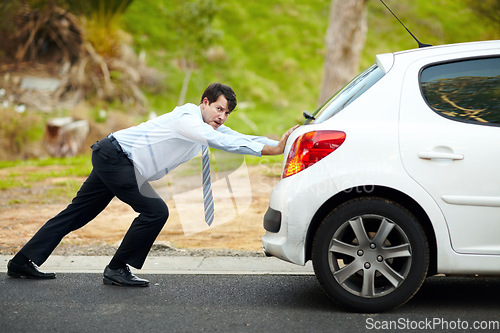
top-left (399, 51), bottom-right (500, 256)
top-left (262, 40), bottom-right (500, 276)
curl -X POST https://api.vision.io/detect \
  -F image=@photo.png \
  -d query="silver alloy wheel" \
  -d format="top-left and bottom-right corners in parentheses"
top-left (327, 214), bottom-right (412, 298)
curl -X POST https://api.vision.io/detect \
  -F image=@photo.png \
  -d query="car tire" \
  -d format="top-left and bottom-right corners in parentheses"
top-left (312, 197), bottom-right (429, 312)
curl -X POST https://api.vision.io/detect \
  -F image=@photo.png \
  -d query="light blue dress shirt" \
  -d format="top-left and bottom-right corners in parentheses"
top-left (112, 103), bottom-right (277, 181)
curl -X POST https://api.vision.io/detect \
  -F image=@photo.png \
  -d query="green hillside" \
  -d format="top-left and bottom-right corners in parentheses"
top-left (122, 0), bottom-right (498, 137)
top-left (0, 0), bottom-right (497, 162)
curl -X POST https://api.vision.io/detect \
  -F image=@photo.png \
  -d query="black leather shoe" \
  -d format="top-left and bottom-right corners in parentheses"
top-left (7, 259), bottom-right (56, 279)
top-left (103, 265), bottom-right (149, 287)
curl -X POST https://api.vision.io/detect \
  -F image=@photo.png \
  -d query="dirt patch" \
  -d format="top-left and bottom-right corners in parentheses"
top-left (0, 163), bottom-right (282, 256)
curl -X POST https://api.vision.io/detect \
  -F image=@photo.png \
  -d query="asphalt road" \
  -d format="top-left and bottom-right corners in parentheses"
top-left (1, 273), bottom-right (499, 332)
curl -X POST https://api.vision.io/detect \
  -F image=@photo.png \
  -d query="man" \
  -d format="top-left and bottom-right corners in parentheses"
top-left (7, 83), bottom-right (298, 287)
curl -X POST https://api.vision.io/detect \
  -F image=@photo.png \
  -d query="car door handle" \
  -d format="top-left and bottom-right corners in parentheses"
top-left (418, 152), bottom-right (464, 160)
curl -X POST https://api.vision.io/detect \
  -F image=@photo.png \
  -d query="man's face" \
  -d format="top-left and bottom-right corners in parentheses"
top-left (201, 95), bottom-right (231, 130)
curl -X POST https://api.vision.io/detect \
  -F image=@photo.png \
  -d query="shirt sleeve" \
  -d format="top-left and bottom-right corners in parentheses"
top-left (174, 112), bottom-right (266, 156)
top-left (217, 125), bottom-right (279, 147)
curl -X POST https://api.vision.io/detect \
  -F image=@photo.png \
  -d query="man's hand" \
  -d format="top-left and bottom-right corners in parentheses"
top-left (262, 125), bottom-right (299, 156)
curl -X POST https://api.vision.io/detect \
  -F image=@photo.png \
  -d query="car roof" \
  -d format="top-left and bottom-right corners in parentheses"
top-left (393, 39), bottom-right (500, 56)
top-left (375, 40), bottom-right (500, 73)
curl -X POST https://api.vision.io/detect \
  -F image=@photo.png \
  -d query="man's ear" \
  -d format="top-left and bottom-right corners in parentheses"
top-left (200, 97), bottom-right (207, 112)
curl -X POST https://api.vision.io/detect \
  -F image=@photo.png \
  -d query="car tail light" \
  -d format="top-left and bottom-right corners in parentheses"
top-left (282, 130), bottom-right (346, 178)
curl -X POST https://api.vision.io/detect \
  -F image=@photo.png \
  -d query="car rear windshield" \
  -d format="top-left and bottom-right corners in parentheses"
top-left (307, 64), bottom-right (385, 124)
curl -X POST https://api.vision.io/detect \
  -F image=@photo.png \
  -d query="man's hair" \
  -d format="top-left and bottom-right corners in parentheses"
top-left (201, 83), bottom-right (237, 112)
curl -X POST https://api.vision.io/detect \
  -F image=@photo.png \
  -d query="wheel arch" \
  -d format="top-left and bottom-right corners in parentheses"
top-left (304, 185), bottom-right (438, 275)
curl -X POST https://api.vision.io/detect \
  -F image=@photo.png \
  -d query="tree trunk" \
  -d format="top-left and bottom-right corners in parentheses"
top-left (318, 0), bottom-right (368, 105)
top-left (44, 117), bottom-right (89, 157)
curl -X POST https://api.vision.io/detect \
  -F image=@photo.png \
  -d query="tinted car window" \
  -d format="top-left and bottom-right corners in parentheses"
top-left (420, 57), bottom-right (500, 125)
top-left (309, 65), bottom-right (385, 124)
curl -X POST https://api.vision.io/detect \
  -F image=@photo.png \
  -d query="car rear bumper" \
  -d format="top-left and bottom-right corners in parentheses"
top-left (263, 207), bottom-right (281, 233)
top-left (261, 164), bottom-right (336, 266)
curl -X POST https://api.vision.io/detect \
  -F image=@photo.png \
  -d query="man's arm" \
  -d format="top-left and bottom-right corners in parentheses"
top-left (262, 125), bottom-right (299, 155)
top-left (177, 111), bottom-right (298, 156)
top-left (217, 125), bottom-right (278, 147)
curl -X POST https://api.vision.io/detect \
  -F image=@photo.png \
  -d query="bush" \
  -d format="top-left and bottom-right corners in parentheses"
top-left (0, 108), bottom-right (43, 160)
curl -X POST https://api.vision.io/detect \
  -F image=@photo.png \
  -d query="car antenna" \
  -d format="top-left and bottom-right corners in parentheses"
top-left (379, 0), bottom-right (432, 48)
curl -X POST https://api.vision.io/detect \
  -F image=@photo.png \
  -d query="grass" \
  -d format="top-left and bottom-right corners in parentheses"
top-left (0, 155), bottom-right (92, 191)
top-left (0, 155), bottom-right (92, 169)
top-left (122, 0), bottom-right (330, 136)
top-left (0, 178), bottom-right (27, 190)
top-left (1, 0), bottom-right (498, 193)
top-left (362, 0), bottom-right (497, 68)
top-left (46, 179), bottom-right (84, 201)
top-left (122, 0), bottom-right (498, 138)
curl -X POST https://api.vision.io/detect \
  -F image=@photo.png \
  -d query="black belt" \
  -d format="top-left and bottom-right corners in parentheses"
top-left (107, 134), bottom-right (124, 153)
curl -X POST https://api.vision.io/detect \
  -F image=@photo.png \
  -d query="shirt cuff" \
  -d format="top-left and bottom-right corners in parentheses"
top-left (247, 141), bottom-right (265, 157)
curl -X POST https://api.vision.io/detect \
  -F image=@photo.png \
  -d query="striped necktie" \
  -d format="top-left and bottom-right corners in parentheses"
top-left (202, 145), bottom-right (214, 226)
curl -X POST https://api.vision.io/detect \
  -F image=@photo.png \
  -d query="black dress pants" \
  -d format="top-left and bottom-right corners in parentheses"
top-left (18, 136), bottom-right (169, 269)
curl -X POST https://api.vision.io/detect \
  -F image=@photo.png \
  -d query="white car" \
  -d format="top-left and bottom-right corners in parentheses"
top-left (262, 40), bottom-right (500, 312)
